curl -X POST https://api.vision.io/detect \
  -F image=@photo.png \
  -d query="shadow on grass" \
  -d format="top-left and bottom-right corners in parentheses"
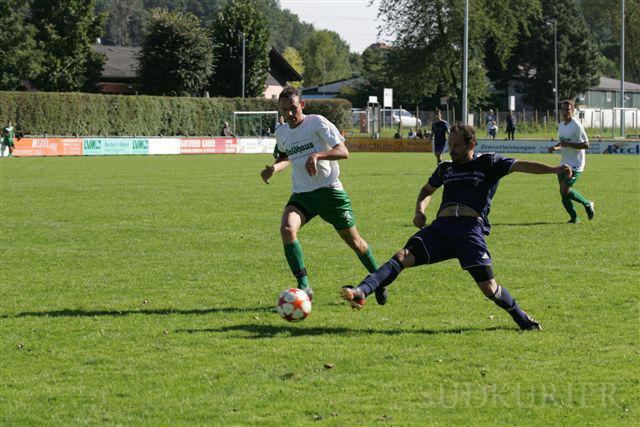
top-left (492, 221), bottom-right (566, 226)
top-left (175, 323), bottom-right (515, 338)
top-left (1, 306), bottom-right (275, 319)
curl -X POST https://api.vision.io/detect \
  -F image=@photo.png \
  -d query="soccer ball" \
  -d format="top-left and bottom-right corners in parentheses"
top-left (277, 288), bottom-right (312, 322)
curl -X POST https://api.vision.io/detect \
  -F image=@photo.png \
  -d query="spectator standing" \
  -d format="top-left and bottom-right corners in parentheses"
top-left (488, 120), bottom-right (498, 140)
top-left (274, 115), bottom-right (285, 131)
top-left (506, 111), bottom-right (516, 140)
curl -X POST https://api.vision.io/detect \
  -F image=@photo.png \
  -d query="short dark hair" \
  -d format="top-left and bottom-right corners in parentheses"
top-left (279, 86), bottom-right (301, 101)
top-left (450, 123), bottom-right (476, 147)
top-left (561, 99), bottom-right (575, 109)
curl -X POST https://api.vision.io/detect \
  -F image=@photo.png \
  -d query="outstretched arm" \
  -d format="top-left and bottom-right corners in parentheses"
top-left (413, 183), bottom-right (438, 228)
top-left (261, 154), bottom-right (290, 184)
top-left (547, 142), bottom-right (561, 153)
top-left (511, 160), bottom-right (572, 178)
top-left (305, 143), bottom-right (349, 176)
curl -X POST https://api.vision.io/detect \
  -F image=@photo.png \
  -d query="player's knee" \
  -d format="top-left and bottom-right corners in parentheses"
top-left (477, 280), bottom-right (497, 298)
top-left (280, 223), bottom-right (297, 240)
top-left (393, 249), bottom-right (412, 264)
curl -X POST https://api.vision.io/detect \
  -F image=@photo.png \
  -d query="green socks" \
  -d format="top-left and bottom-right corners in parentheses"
top-left (284, 241), bottom-right (378, 289)
top-left (357, 246), bottom-right (379, 273)
top-left (562, 189), bottom-right (590, 221)
top-left (284, 240), bottom-right (309, 289)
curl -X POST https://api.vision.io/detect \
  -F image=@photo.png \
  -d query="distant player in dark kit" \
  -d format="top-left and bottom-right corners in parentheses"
top-left (340, 124), bottom-right (573, 331)
top-left (430, 110), bottom-right (449, 164)
top-left (261, 86), bottom-right (381, 302)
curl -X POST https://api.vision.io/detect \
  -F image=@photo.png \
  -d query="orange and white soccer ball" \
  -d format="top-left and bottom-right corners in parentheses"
top-left (277, 288), bottom-right (312, 322)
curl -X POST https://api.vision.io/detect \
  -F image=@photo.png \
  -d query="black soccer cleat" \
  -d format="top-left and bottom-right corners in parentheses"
top-left (374, 286), bottom-right (388, 305)
top-left (520, 314), bottom-right (543, 331)
top-left (585, 201), bottom-right (595, 221)
top-left (340, 286), bottom-right (366, 310)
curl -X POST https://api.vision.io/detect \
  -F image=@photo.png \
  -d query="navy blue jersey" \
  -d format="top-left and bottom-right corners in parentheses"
top-left (431, 120), bottom-right (449, 144)
top-left (427, 153), bottom-right (517, 234)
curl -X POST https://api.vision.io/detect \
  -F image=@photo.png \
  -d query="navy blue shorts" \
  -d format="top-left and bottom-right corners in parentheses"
top-left (404, 217), bottom-right (492, 269)
top-left (434, 139), bottom-right (446, 153)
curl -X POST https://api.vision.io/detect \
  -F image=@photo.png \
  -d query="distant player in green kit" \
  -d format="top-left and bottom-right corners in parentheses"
top-left (1, 121), bottom-right (15, 157)
top-left (548, 100), bottom-right (595, 223)
top-left (260, 86), bottom-right (383, 303)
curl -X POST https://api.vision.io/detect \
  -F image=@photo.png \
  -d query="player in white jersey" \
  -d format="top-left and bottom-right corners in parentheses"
top-left (548, 100), bottom-right (595, 223)
top-left (260, 86), bottom-right (385, 303)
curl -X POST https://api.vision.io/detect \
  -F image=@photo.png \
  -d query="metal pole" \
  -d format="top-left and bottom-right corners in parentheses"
top-left (462, 0), bottom-right (469, 125)
top-left (554, 19), bottom-right (558, 124)
top-left (620, 0), bottom-right (625, 136)
top-left (241, 32), bottom-right (246, 99)
top-left (323, 58), bottom-right (326, 97)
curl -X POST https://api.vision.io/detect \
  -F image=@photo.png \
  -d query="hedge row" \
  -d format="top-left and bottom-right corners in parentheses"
top-left (0, 91), bottom-right (351, 136)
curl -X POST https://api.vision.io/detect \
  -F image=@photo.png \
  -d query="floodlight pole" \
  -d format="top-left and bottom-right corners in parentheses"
top-left (461, 0), bottom-right (469, 125)
top-left (620, 0), bottom-right (625, 136)
top-left (241, 32), bottom-right (246, 99)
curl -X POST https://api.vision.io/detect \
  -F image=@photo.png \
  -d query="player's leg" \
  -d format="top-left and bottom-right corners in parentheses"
top-left (469, 268), bottom-right (541, 330)
top-left (457, 224), bottom-right (540, 330)
top-left (281, 204), bottom-right (311, 291)
top-left (558, 173), bottom-right (579, 222)
top-left (434, 140), bottom-right (445, 164)
top-left (564, 171), bottom-right (594, 220)
top-left (337, 226), bottom-right (378, 272)
top-left (341, 224), bottom-right (451, 309)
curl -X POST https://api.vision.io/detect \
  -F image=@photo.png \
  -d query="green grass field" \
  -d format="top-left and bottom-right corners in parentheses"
top-left (1, 153), bottom-right (638, 425)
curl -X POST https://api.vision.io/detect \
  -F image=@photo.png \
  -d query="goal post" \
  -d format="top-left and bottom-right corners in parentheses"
top-left (233, 111), bottom-right (279, 137)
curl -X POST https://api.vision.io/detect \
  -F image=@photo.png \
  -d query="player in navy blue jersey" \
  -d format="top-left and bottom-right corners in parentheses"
top-left (430, 110), bottom-right (449, 164)
top-left (340, 124), bottom-right (572, 330)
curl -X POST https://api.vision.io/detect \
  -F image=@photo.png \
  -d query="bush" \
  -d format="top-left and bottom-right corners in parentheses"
top-left (0, 91), bottom-right (351, 136)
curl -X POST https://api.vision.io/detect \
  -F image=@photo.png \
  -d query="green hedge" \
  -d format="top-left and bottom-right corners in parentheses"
top-left (0, 91), bottom-right (351, 136)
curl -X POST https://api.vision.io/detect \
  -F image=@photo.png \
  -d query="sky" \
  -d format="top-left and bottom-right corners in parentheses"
top-left (279, 0), bottom-right (384, 53)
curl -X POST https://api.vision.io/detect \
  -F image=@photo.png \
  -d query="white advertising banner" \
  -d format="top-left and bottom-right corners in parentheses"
top-left (474, 139), bottom-right (640, 155)
top-left (149, 138), bottom-right (181, 155)
top-left (236, 138), bottom-right (277, 154)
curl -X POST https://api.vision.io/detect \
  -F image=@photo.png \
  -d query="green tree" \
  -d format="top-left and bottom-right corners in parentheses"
top-left (96, 0), bottom-right (147, 46)
top-left (138, 9), bottom-right (214, 96)
top-left (30, 0), bottom-right (106, 92)
top-left (340, 43), bottom-right (389, 108)
top-left (0, 0), bottom-right (41, 90)
top-left (209, 0), bottom-right (270, 97)
top-left (517, 0), bottom-right (600, 110)
top-left (377, 0), bottom-right (541, 112)
top-left (301, 30), bottom-right (352, 86)
top-left (625, 0), bottom-right (640, 82)
top-left (282, 47), bottom-right (304, 87)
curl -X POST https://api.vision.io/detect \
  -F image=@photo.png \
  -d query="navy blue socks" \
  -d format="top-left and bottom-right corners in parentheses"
top-left (357, 257), bottom-right (404, 296)
top-left (489, 285), bottom-right (530, 329)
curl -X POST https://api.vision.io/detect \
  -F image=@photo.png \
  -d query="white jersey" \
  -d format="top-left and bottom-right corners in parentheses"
top-left (558, 118), bottom-right (588, 172)
top-left (275, 114), bottom-right (345, 193)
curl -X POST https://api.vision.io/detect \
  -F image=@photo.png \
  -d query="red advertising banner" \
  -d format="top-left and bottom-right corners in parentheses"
top-left (14, 138), bottom-right (83, 157)
top-left (180, 138), bottom-right (237, 154)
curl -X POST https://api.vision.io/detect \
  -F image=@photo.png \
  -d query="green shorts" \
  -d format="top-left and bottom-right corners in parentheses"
top-left (557, 170), bottom-right (582, 187)
top-left (287, 187), bottom-right (356, 230)
top-left (1, 140), bottom-right (14, 148)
